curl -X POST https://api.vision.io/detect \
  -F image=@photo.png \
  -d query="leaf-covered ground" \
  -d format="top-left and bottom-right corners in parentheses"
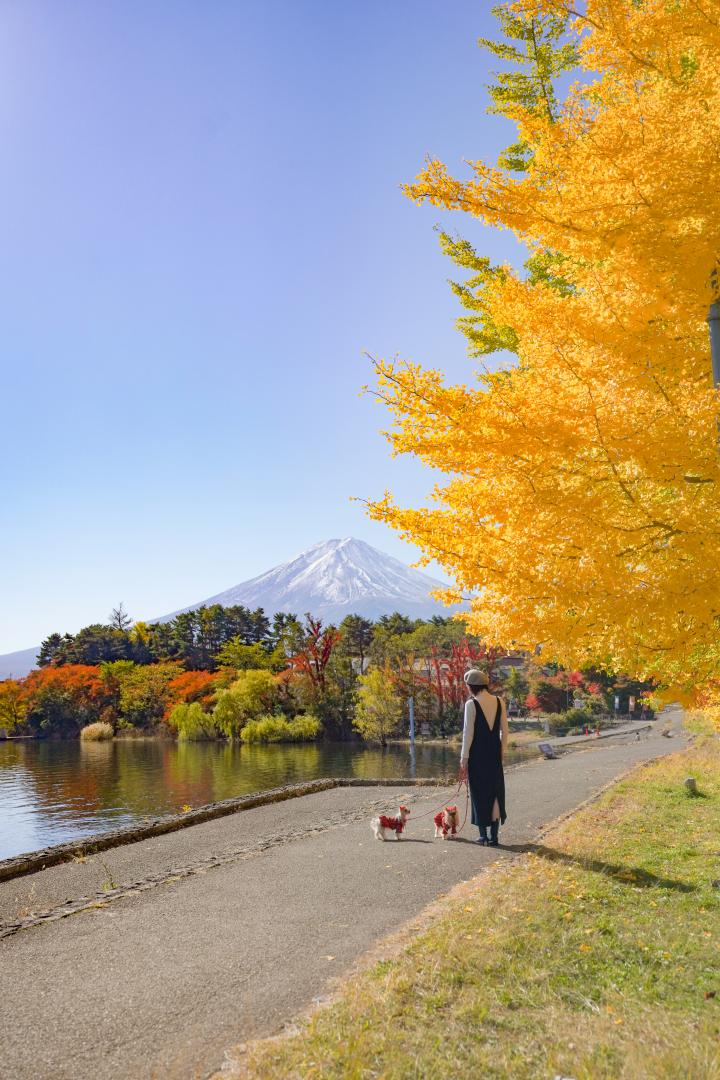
top-left (236, 735), bottom-right (720, 1079)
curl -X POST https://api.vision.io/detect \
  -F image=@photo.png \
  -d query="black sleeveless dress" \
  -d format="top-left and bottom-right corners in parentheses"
top-left (468, 697), bottom-right (506, 827)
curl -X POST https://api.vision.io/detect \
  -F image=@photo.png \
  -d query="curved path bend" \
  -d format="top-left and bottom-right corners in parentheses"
top-left (0, 709), bottom-right (686, 1080)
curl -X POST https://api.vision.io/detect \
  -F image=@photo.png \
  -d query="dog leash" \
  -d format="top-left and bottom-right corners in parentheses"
top-left (457, 780), bottom-right (470, 834)
top-left (404, 779), bottom-right (468, 824)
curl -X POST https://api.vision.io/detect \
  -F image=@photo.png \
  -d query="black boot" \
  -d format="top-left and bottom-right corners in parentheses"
top-left (489, 820), bottom-right (499, 846)
top-left (476, 825), bottom-right (489, 846)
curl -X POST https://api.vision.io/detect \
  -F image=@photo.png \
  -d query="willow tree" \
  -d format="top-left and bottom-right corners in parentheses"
top-left (368, 1), bottom-right (720, 696)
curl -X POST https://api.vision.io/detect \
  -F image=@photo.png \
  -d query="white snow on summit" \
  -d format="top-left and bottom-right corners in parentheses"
top-left (0, 539), bottom-right (461, 676)
top-left (161, 537), bottom-right (457, 622)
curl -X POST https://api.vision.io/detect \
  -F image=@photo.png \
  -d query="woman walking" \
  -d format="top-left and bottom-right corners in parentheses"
top-left (458, 669), bottom-right (508, 846)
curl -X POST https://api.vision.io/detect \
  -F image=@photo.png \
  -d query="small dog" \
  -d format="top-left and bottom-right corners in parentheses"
top-left (433, 805), bottom-right (459, 839)
top-left (371, 805), bottom-right (409, 841)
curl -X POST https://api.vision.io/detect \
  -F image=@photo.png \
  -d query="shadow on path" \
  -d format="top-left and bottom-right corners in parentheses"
top-left (499, 842), bottom-right (696, 893)
top-left (380, 838), bottom-right (433, 845)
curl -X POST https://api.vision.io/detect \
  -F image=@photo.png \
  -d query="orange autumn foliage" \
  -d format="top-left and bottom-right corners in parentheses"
top-left (165, 670), bottom-right (220, 717)
top-left (23, 665), bottom-right (109, 735)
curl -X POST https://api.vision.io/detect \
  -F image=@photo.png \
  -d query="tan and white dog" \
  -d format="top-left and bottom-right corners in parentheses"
top-left (371, 805), bottom-right (409, 841)
top-left (433, 805), bottom-right (459, 839)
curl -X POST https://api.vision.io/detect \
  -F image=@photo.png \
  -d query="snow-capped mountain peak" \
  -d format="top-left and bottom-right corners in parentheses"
top-left (0, 539), bottom-right (459, 677)
top-left (161, 537), bottom-right (455, 622)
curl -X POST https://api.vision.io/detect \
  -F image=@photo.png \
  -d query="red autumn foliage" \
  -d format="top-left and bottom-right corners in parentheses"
top-left (166, 670), bottom-right (219, 716)
top-left (386, 638), bottom-right (502, 722)
top-left (413, 639), bottom-right (503, 715)
top-left (524, 671), bottom-right (606, 714)
top-left (288, 618), bottom-right (342, 695)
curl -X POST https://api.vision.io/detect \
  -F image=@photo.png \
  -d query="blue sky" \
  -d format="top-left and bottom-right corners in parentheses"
top-left (0, 1), bottom-right (523, 653)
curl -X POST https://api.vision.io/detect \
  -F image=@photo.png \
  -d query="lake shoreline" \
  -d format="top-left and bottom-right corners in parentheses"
top-left (0, 774), bottom-right (462, 885)
top-left (0, 738), bottom-right (472, 862)
top-left (0, 741), bottom-right (546, 879)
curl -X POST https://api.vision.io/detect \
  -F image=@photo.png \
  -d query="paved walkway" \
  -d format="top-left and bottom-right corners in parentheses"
top-left (0, 709), bottom-right (686, 1080)
top-left (547, 719), bottom-right (656, 749)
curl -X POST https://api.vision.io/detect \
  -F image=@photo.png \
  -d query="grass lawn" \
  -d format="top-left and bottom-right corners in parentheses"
top-left (236, 732), bottom-right (720, 1079)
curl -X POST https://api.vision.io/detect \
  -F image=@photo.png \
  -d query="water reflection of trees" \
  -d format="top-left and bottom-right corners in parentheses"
top-left (1, 740), bottom-right (476, 858)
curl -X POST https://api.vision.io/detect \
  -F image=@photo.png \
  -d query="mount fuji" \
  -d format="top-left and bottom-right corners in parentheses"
top-left (0, 539), bottom-right (460, 678)
top-left (159, 537), bottom-right (458, 623)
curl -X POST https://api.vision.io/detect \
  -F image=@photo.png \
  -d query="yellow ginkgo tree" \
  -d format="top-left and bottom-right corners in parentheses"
top-left (368, 0), bottom-right (720, 697)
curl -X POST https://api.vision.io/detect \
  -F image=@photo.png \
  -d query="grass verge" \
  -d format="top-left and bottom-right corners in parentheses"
top-left (236, 735), bottom-right (720, 1079)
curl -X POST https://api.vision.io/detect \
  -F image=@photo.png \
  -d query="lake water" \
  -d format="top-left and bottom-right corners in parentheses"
top-left (0, 738), bottom-right (533, 861)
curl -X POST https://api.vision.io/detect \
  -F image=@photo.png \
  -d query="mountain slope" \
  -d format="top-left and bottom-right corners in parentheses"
top-left (0, 539), bottom-right (460, 677)
top-left (159, 537), bottom-right (456, 623)
top-left (0, 645), bottom-right (41, 681)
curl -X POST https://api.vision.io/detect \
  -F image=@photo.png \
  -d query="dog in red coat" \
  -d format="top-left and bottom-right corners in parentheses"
top-left (371, 805), bottom-right (409, 841)
top-left (433, 805), bottom-right (459, 839)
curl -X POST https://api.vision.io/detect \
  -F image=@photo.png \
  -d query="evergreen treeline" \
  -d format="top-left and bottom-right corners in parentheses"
top-left (37, 606), bottom-right (457, 672)
top-left (38, 604), bottom-right (279, 670)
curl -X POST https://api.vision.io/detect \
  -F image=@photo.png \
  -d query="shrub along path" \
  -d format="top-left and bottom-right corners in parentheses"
top-left (0, 709), bottom-right (687, 1080)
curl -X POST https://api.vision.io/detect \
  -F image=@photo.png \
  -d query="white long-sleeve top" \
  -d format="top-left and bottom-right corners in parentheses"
top-left (461, 695), bottom-right (505, 764)
top-left (460, 698), bottom-right (477, 763)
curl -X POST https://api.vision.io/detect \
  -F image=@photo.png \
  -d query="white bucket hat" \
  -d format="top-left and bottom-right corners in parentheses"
top-left (464, 668), bottom-right (489, 688)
